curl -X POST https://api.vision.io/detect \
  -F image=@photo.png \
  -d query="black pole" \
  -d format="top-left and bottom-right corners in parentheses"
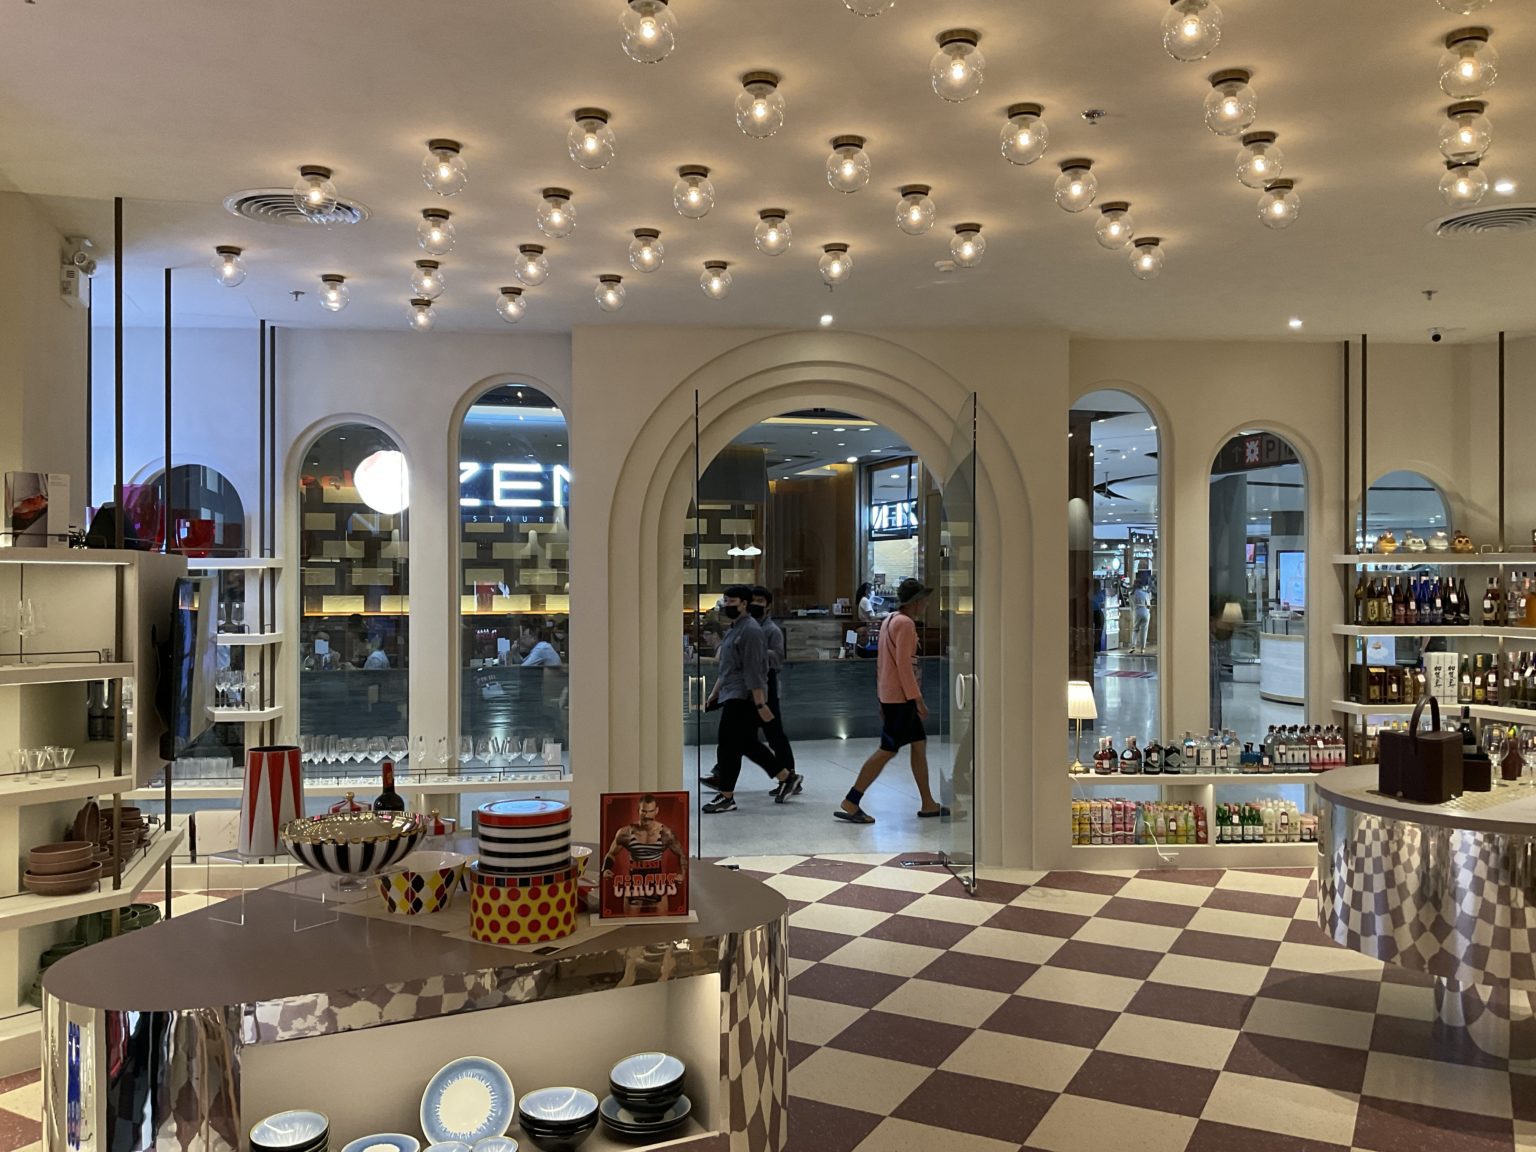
top-left (268, 326), bottom-right (277, 560)
top-left (113, 198), bottom-right (124, 551)
top-left (1499, 331), bottom-right (1506, 551)
top-left (84, 298), bottom-right (92, 514)
top-left (163, 267), bottom-right (172, 553)
top-left (1360, 335), bottom-right (1369, 547)
top-left (1343, 340), bottom-right (1351, 553)
top-left (258, 320), bottom-right (267, 562)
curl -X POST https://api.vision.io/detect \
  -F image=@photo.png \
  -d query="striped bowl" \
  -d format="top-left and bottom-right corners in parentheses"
top-left (281, 811), bottom-right (427, 879)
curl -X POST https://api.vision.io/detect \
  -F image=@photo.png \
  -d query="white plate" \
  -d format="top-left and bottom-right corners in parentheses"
top-left (421, 1057), bottom-right (515, 1145)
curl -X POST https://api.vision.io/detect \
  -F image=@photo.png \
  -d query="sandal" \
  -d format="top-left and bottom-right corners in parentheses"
top-left (834, 808), bottom-right (876, 825)
top-left (917, 805), bottom-right (951, 818)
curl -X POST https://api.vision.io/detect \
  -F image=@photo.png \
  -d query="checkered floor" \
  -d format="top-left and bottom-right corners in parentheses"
top-left (2, 861), bottom-right (1533, 1152)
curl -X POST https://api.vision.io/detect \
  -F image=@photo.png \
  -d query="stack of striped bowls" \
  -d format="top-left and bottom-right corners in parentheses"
top-left (469, 799), bottom-right (579, 946)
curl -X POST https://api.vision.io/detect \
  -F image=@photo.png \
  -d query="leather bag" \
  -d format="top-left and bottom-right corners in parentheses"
top-left (1378, 694), bottom-right (1463, 804)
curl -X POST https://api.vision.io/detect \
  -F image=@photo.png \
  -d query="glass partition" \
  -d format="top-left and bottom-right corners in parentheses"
top-left (938, 395), bottom-right (978, 889)
top-left (1355, 470), bottom-right (1451, 551)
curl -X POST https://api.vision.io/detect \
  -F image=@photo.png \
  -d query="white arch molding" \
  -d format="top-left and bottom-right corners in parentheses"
top-left (601, 331), bottom-right (1033, 867)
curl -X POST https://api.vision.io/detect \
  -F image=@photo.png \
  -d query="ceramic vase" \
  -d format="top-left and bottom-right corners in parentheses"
top-left (240, 745), bottom-right (304, 858)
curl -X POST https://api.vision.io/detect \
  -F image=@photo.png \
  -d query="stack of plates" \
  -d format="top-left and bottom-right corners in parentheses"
top-left (516, 1089), bottom-right (598, 1152)
top-left (602, 1053), bottom-right (691, 1141)
top-left (250, 1110), bottom-right (330, 1152)
top-left (476, 800), bottom-right (571, 875)
top-left (421, 1056), bottom-right (516, 1146)
top-left (23, 842), bottom-right (102, 896)
top-left (340, 1136), bottom-right (418, 1152)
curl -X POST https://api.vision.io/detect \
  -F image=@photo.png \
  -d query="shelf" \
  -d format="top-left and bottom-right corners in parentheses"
top-left (1332, 553), bottom-right (1532, 567)
top-left (186, 557), bottom-right (284, 570)
top-left (215, 631), bottom-right (285, 646)
top-left (0, 761), bottom-right (134, 806)
top-left (1330, 698), bottom-right (1536, 725)
top-left (1070, 772), bottom-right (1319, 785)
top-left (0, 661), bottom-right (132, 686)
top-left (0, 1008), bottom-right (41, 1078)
top-left (0, 828), bottom-right (182, 932)
top-left (0, 551), bottom-right (132, 566)
top-left (1332, 624), bottom-right (1536, 639)
top-left (130, 773), bottom-right (574, 802)
top-left (208, 705), bottom-right (284, 722)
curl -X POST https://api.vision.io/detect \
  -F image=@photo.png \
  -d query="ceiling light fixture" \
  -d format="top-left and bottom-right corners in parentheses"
top-left (536, 188), bottom-right (576, 238)
top-left (1440, 158), bottom-right (1488, 207)
top-left (844, 0), bottom-right (895, 14)
top-left (318, 273), bottom-right (349, 312)
top-left (755, 209), bottom-right (792, 255)
top-left (1494, 178), bottom-right (1517, 194)
top-left (845, 456), bottom-right (859, 463)
top-left (629, 228), bottom-right (665, 273)
top-left (410, 259), bottom-right (445, 300)
top-left (673, 165), bottom-right (716, 218)
top-left (354, 450), bottom-right (410, 515)
top-left (1001, 102), bottom-right (1049, 165)
top-left (1258, 178), bottom-right (1300, 229)
top-left (931, 29), bottom-right (985, 102)
top-left (407, 298), bottom-right (435, 332)
top-left (1094, 202), bottom-right (1135, 249)
top-left (1130, 237), bottom-right (1165, 280)
top-left (895, 185), bottom-right (936, 235)
top-left (1439, 100), bottom-right (1492, 161)
top-left (1204, 69), bottom-right (1258, 136)
top-left (1440, 27), bottom-right (1497, 98)
top-left (826, 136), bottom-right (872, 193)
top-left (292, 165), bottom-right (338, 221)
top-left (495, 286), bottom-right (527, 324)
top-left (595, 274), bottom-right (626, 312)
top-left (210, 245), bottom-right (246, 287)
top-left (567, 109), bottom-right (616, 170)
top-left (1438, 0), bottom-right (1491, 11)
top-left (819, 313), bottom-right (834, 327)
top-left (1288, 317), bottom-right (1303, 330)
top-left (950, 223), bottom-right (986, 267)
top-left (736, 72), bottom-right (785, 138)
top-left (620, 0), bottom-right (676, 63)
top-left (819, 243), bottom-right (854, 287)
top-left (701, 260), bottom-right (732, 300)
top-left (1053, 158), bottom-right (1098, 213)
top-left (421, 139), bottom-right (467, 196)
top-left (1162, 0), bottom-right (1223, 62)
top-left (418, 208), bottom-right (455, 255)
top-left (514, 244), bottom-right (549, 286)
top-left (1236, 131), bottom-right (1284, 188)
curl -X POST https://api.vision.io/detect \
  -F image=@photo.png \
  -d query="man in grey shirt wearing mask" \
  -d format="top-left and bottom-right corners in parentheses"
top-left (750, 585), bottom-right (800, 796)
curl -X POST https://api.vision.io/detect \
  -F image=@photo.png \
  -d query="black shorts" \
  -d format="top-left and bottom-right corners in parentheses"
top-left (880, 701), bottom-right (927, 752)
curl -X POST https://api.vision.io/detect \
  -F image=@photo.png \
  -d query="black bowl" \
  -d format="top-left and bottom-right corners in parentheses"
top-left (607, 1052), bottom-right (685, 1116)
top-left (517, 1088), bottom-right (598, 1152)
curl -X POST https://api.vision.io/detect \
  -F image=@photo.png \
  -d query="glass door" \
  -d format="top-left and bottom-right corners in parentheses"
top-left (687, 391), bottom-right (706, 857)
top-left (938, 394), bottom-right (978, 889)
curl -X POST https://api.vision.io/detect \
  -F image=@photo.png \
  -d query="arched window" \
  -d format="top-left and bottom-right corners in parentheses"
top-left (296, 423), bottom-right (410, 742)
top-left (1356, 470), bottom-right (1452, 552)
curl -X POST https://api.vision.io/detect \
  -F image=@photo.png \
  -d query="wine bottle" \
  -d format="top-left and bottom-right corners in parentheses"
top-left (1354, 574), bottom-right (1366, 625)
top-left (373, 759), bottom-right (407, 814)
top-left (1119, 736), bottom-right (1142, 774)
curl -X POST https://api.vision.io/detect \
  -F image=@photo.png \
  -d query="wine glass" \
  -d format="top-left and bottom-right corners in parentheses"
top-left (475, 736), bottom-right (495, 767)
top-left (367, 736), bottom-right (387, 765)
top-left (48, 745), bottom-right (73, 780)
top-left (459, 737), bottom-right (474, 770)
top-left (412, 735), bottom-right (428, 769)
top-left (1485, 726), bottom-right (1507, 783)
top-left (434, 737), bottom-right (453, 777)
top-left (1521, 728), bottom-right (1536, 787)
top-left (388, 736), bottom-right (408, 766)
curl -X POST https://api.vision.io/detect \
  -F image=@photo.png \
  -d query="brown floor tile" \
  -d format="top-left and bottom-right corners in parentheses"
top-left (0, 1070), bottom-right (39, 1095)
top-left (787, 1039), bottom-right (819, 1070)
top-left (983, 995), bottom-right (1119, 1048)
top-left (789, 963), bottom-right (906, 1009)
top-left (817, 884), bottom-right (921, 914)
top-left (1243, 867), bottom-right (1317, 879)
top-left (985, 903), bottom-right (1090, 939)
top-left (826, 1009), bottom-right (973, 1068)
top-left (1135, 867), bottom-right (1227, 886)
top-left (0, 1108), bottom-right (40, 1150)
top-left (1204, 887), bottom-right (1304, 919)
top-left (1303, 880), bottom-right (1319, 900)
top-left (1259, 970), bottom-right (1383, 1015)
top-left (916, 950), bottom-right (1038, 994)
top-left (1224, 1032), bottom-right (1369, 1094)
top-left (892, 1069), bottom-right (1057, 1145)
top-left (786, 899), bottom-right (810, 916)
top-left (1048, 939), bottom-right (1163, 980)
top-left (785, 858), bottom-right (876, 882)
top-left (1380, 964), bottom-right (1436, 988)
top-left (864, 913), bottom-right (974, 951)
top-left (790, 927), bottom-right (857, 962)
top-left (1368, 1015), bottom-right (1509, 1073)
top-left (1170, 928), bottom-right (1282, 967)
top-left (969, 878), bottom-right (1032, 904)
top-left (1284, 918), bottom-right (1337, 946)
top-left (1034, 870), bottom-right (1130, 896)
top-left (1126, 982), bottom-right (1254, 1031)
top-left (1064, 1049), bottom-right (1220, 1117)
top-left (1352, 1095), bottom-right (1516, 1152)
top-left (1187, 1118), bottom-right (1350, 1152)
top-left (784, 1097), bottom-right (882, 1152)
top-left (1098, 895), bottom-right (1199, 928)
top-left (1512, 1075), bottom-right (1536, 1123)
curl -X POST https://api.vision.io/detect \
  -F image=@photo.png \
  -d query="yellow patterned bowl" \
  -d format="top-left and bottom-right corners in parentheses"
top-left (572, 845), bottom-right (592, 881)
top-left (376, 851), bottom-right (469, 915)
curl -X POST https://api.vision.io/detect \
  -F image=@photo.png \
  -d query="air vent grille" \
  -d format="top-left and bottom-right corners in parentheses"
top-left (1432, 204), bottom-right (1536, 236)
top-left (223, 189), bottom-right (371, 226)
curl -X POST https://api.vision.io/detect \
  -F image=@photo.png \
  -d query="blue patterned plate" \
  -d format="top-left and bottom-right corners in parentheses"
top-left (421, 1057), bottom-right (515, 1145)
top-left (341, 1135), bottom-right (418, 1152)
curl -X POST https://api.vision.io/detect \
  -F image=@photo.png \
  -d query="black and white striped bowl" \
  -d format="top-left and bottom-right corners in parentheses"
top-left (476, 822), bottom-right (570, 847)
top-left (281, 812), bottom-right (427, 879)
top-left (475, 843), bottom-right (572, 875)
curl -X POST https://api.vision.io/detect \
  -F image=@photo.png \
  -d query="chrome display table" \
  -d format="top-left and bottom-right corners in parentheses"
top-left (40, 860), bottom-right (787, 1152)
top-left (1316, 764), bottom-right (1535, 1058)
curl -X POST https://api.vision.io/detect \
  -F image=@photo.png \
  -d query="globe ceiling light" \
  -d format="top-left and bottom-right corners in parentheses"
top-left (931, 29), bottom-right (985, 102)
top-left (1162, 0), bottom-right (1223, 62)
top-left (407, 297), bottom-right (435, 332)
top-left (754, 209), bottom-right (792, 255)
top-left (1235, 130), bottom-right (1284, 188)
top-left (496, 286), bottom-right (527, 324)
top-left (567, 108), bottom-right (616, 170)
top-left (620, 0), bottom-right (676, 63)
top-left (826, 135), bottom-right (872, 193)
top-left (1204, 69), bottom-right (1257, 136)
top-left (818, 243), bottom-right (853, 287)
top-left (1257, 178), bottom-right (1300, 229)
top-left (421, 139), bottom-right (467, 197)
top-left (629, 228), bottom-right (665, 272)
top-left (736, 71), bottom-right (785, 138)
top-left (595, 274), bottom-right (626, 312)
top-left (1440, 100), bottom-right (1492, 161)
top-left (1000, 102), bottom-right (1049, 165)
top-left (894, 185), bottom-right (936, 235)
top-left (950, 223), bottom-right (986, 267)
top-left (701, 260), bottom-right (733, 299)
top-left (844, 0), bottom-right (895, 14)
top-left (1440, 27), bottom-right (1498, 97)
top-left (1053, 158), bottom-right (1098, 213)
top-left (1094, 202), bottom-right (1135, 249)
top-left (210, 246), bottom-right (246, 287)
top-left (1438, 0), bottom-right (1491, 11)
top-left (514, 244), bottom-right (550, 286)
top-left (536, 188), bottom-right (576, 238)
top-left (318, 273), bottom-right (349, 312)
top-left (292, 165), bottom-right (338, 221)
top-left (1129, 237), bottom-right (1165, 280)
top-left (411, 259), bottom-right (445, 299)
top-left (1440, 158), bottom-right (1489, 207)
top-left (673, 165), bottom-right (716, 218)
top-left (418, 208), bottom-right (456, 255)
top-left (353, 449), bottom-right (410, 515)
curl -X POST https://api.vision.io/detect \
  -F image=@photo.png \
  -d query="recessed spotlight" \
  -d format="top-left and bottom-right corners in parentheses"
top-left (1494, 178), bottom-right (1517, 195)
top-left (1146, 424), bottom-right (1157, 431)
top-left (837, 442), bottom-right (845, 447)
top-left (846, 456), bottom-right (858, 463)
top-left (1288, 317), bottom-right (1303, 329)
top-left (834, 427), bottom-right (847, 432)
top-left (811, 430), bottom-right (819, 435)
top-left (819, 313), bottom-right (834, 327)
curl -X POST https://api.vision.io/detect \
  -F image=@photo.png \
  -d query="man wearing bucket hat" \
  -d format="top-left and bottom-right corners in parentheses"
top-left (836, 577), bottom-right (948, 825)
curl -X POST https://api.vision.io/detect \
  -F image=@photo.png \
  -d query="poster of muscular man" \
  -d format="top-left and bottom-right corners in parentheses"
top-left (598, 791), bottom-right (689, 919)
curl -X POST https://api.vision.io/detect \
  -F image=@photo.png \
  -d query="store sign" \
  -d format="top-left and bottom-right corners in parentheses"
top-left (459, 461), bottom-right (571, 517)
top-left (1212, 434), bottom-right (1298, 475)
top-left (870, 499), bottom-right (918, 539)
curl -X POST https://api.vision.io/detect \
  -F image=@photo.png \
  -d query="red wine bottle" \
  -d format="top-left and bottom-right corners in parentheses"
top-left (373, 759), bottom-right (406, 814)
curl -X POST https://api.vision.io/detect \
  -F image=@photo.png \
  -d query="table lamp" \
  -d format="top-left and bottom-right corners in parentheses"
top-left (1068, 680), bottom-right (1097, 773)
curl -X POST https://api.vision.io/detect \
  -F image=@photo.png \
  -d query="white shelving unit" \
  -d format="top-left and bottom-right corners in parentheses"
top-left (0, 661), bottom-right (135, 687)
top-left (1330, 553), bottom-right (1533, 567)
top-left (126, 774), bottom-right (573, 802)
top-left (208, 704), bottom-right (284, 723)
top-left (1071, 770), bottom-right (1324, 786)
top-left (1332, 624), bottom-right (1536, 640)
top-left (214, 630), bottom-right (283, 646)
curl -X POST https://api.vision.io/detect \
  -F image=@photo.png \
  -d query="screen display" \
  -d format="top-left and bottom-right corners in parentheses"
top-left (1277, 550), bottom-right (1306, 610)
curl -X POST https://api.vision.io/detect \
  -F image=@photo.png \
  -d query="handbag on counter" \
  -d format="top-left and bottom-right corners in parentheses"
top-left (1378, 694), bottom-right (1463, 804)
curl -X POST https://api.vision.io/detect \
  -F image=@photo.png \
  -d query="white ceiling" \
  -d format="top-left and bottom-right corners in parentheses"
top-left (3, 0), bottom-right (1533, 338)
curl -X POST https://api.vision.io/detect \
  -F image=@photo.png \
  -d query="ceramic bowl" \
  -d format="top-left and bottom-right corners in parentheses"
top-left (470, 1140), bottom-right (518, 1152)
top-left (570, 846), bottom-right (591, 881)
top-left (71, 802), bottom-right (100, 844)
top-left (23, 862), bottom-right (102, 896)
top-left (516, 1088), bottom-right (598, 1152)
top-left (341, 1135), bottom-right (418, 1152)
top-left (425, 1143), bottom-right (473, 1152)
top-left (608, 1052), bottom-right (684, 1117)
top-left (281, 811), bottom-right (427, 879)
top-left (376, 851), bottom-right (468, 915)
top-left (27, 842), bottom-right (95, 875)
top-left (250, 1109), bottom-right (329, 1152)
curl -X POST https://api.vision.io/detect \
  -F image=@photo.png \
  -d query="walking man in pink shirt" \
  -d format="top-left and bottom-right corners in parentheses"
top-left (835, 577), bottom-right (949, 824)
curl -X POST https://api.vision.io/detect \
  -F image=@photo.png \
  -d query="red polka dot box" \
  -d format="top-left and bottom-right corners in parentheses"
top-left (468, 859), bottom-right (580, 945)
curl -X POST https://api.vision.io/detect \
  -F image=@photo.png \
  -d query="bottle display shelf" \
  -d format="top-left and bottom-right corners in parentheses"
top-left (1333, 624), bottom-right (1536, 639)
top-left (1333, 553), bottom-right (1532, 567)
top-left (1332, 698), bottom-right (1536, 726)
top-left (185, 557), bottom-right (285, 570)
top-left (0, 661), bottom-right (133, 687)
top-left (0, 828), bottom-right (182, 932)
top-left (214, 631), bottom-right (285, 646)
top-left (128, 772), bottom-right (574, 802)
top-left (208, 704), bottom-right (284, 722)
top-left (0, 551), bottom-right (132, 567)
top-left (1070, 771), bottom-right (1321, 785)
top-left (0, 760), bottom-right (134, 806)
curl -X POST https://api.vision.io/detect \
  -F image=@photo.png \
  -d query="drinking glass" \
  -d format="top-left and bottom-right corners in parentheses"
top-left (521, 736), bottom-right (539, 765)
top-left (389, 736), bottom-right (408, 765)
top-left (1521, 728), bottom-right (1536, 787)
top-left (323, 735), bottom-right (339, 766)
top-left (434, 737), bottom-right (452, 776)
top-left (412, 735), bottom-right (428, 768)
top-left (475, 737), bottom-right (495, 766)
top-left (48, 745), bottom-right (73, 780)
top-left (1486, 727), bottom-right (1507, 782)
top-left (367, 736), bottom-right (387, 765)
top-left (22, 748), bottom-right (43, 784)
top-left (459, 737), bottom-right (474, 768)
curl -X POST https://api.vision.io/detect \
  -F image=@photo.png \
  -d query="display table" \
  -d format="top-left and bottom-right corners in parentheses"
top-left (1257, 631), bottom-right (1305, 704)
top-left (39, 860), bottom-right (787, 1152)
top-left (1316, 764), bottom-right (1535, 1056)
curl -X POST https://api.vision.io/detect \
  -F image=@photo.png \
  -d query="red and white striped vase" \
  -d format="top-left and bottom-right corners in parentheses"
top-left (239, 745), bottom-right (304, 858)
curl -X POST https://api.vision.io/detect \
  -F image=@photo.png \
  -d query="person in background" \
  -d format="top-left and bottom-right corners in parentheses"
top-left (1131, 583), bottom-right (1151, 654)
top-left (521, 625), bottom-right (563, 667)
top-left (857, 582), bottom-right (880, 625)
top-left (837, 577), bottom-right (947, 824)
top-left (515, 623), bottom-right (540, 661)
top-left (750, 586), bottom-right (799, 796)
top-left (359, 631), bottom-right (390, 670)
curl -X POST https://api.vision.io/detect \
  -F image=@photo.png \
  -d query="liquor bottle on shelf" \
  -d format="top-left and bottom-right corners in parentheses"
top-left (1119, 736), bottom-right (1143, 774)
top-left (373, 759), bottom-right (406, 814)
top-left (1430, 578), bottom-right (1444, 625)
top-left (1163, 738), bottom-right (1184, 774)
top-left (1486, 664), bottom-right (1500, 706)
top-left (1393, 578), bottom-right (1407, 625)
top-left (1092, 737), bottom-right (1114, 775)
top-left (1404, 580), bottom-right (1418, 626)
top-left (1459, 578), bottom-right (1473, 625)
top-left (1143, 739), bottom-right (1163, 775)
top-left (1215, 731), bottom-right (1231, 773)
top-left (1183, 732), bottom-right (1199, 774)
top-left (1459, 657), bottom-right (1474, 704)
top-left (1354, 574), bottom-right (1366, 625)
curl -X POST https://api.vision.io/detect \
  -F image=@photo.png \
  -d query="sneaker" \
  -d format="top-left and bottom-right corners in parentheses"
top-left (773, 773), bottom-right (803, 804)
top-left (703, 794), bottom-right (737, 814)
top-left (768, 776), bottom-right (805, 796)
top-left (701, 775), bottom-right (724, 791)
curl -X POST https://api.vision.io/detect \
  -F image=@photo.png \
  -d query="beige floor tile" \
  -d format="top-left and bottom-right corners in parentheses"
top-left (1185, 905), bottom-right (1292, 941)
top-left (850, 867), bottom-right (953, 894)
top-left (1018, 966), bottom-right (1144, 1012)
top-left (853, 1116), bottom-right (1020, 1152)
top-left (1028, 1094), bottom-right (1198, 1152)
top-left (941, 1028), bottom-right (1092, 1093)
top-left (1271, 941), bottom-right (1384, 978)
top-left (1515, 1119), bottom-right (1536, 1150)
top-left (1071, 914), bottom-right (1182, 954)
top-left (0, 1078), bottom-right (40, 1118)
top-left (975, 866), bottom-right (1049, 887)
top-left (1244, 997), bottom-right (1376, 1050)
top-left (1115, 877), bottom-right (1214, 907)
top-left (789, 1047), bottom-right (932, 1115)
top-left (720, 854), bottom-right (805, 874)
top-left (817, 852), bottom-right (901, 866)
top-left (952, 925), bottom-right (1064, 965)
top-left (1010, 886), bottom-right (1112, 917)
top-left (1149, 952), bottom-right (1270, 996)
top-left (1202, 1072), bottom-right (1358, 1146)
top-left (823, 936), bottom-right (945, 979)
top-left (12, 1143), bottom-right (42, 1152)
top-left (787, 997), bottom-right (864, 1046)
top-left (766, 873), bottom-right (847, 903)
top-left (896, 892), bottom-right (998, 926)
top-left (1216, 869), bottom-right (1313, 897)
top-left (788, 957), bottom-right (814, 980)
top-left (874, 978), bottom-right (1010, 1028)
top-left (789, 902), bottom-right (889, 936)
top-left (1099, 1012), bottom-right (1240, 1070)
top-left (1361, 1051), bottom-right (1512, 1119)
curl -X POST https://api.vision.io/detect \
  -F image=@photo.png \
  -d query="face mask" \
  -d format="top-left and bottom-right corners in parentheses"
top-left (748, 604), bottom-right (766, 620)
top-left (721, 604), bottom-right (741, 620)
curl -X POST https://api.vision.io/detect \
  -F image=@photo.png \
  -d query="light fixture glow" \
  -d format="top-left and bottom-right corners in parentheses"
top-left (1439, 100), bottom-right (1492, 161)
top-left (895, 185), bottom-right (936, 235)
top-left (843, 0), bottom-right (895, 14)
top-left (819, 243), bottom-right (854, 287)
top-left (495, 286), bottom-right (527, 324)
top-left (826, 136), bottom-right (871, 193)
top-left (514, 244), bottom-right (550, 286)
top-left (1000, 102), bottom-right (1049, 165)
top-left (1257, 179), bottom-right (1300, 229)
top-left (536, 188), bottom-right (576, 238)
top-left (1494, 178), bottom-right (1517, 195)
top-left (292, 165), bottom-right (337, 221)
top-left (567, 109), bottom-right (616, 170)
top-left (845, 456), bottom-right (859, 463)
top-left (1204, 69), bottom-right (1257, 136)
top-left (620, 0), bottom-right (676, 63)
top-left (1439, 27), bottom-right (1497, 98)
top-left (1094, 202), bottom-right (1135, 249)
top-left (736, 72), bottom-right (785, 138)
top-left (754, 210), bottom-right (792, 255)
top-left (930, 29), bottom-right (985, 102)
top-left (1440, 158), bottom-right (1488, 207)
top-left (673, 165), bottom-right (716, 219)
top-left (819, 313), bottom-right (834, 327)
top-left (354, 449), bottom-right (410, 515)
top-left (595, 273), bottom-right (626, 312)
top-left (1162, 0), bottom-right (1223, 62)
top-left (629, 228), bottom-right (665, 273)
top-left (1288, 317), bottom-right (1303, 330)
top-left (210, 245), bottom-right (246, 287)
top-left (318, 273), bottom-right (349, 312)
top-left (410, 260), bottom-right (445, 300)
top-left (1130, 237), bottom-right (1165, 280)
top-left (417, 208), bottom-right (456, 255)
top-left (950, 223), bottom-right (986, 267)
top-left (421, 139), bottom-right (467, 197)
top-left (1053, 158), bottom-right (1098, 213)
top-left (700, 260), bottom-right (732, 300)
top-left (1236, 131), bottom-right (1284, 189)
top-left (407, 297), bottom-right (436, 332)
